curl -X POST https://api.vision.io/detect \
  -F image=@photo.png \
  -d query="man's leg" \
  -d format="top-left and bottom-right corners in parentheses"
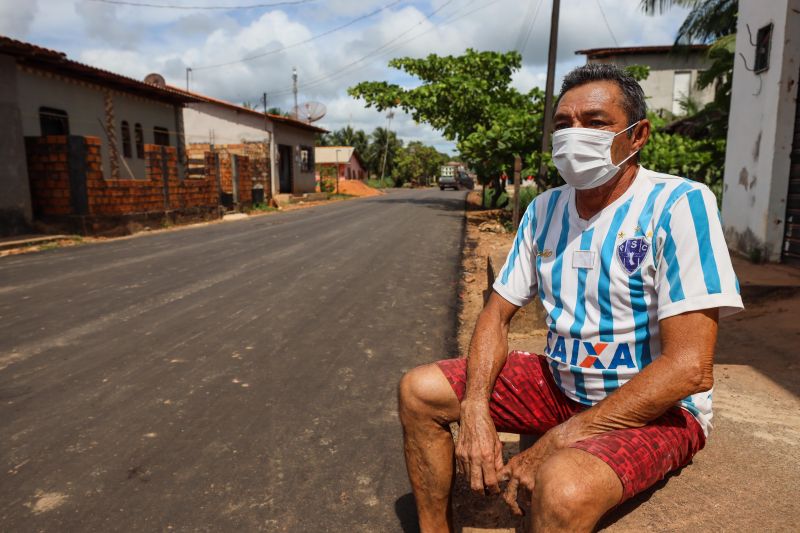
top-left (398, 363), bottom-right (461, 532)
top-left (530, 448), bottom-right (622, 532)
top-left (530, 407), bottom-right (705, 532)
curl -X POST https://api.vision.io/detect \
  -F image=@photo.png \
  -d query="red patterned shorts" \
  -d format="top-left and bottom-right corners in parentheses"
top-left (436, 351), bottom-right (705, 503)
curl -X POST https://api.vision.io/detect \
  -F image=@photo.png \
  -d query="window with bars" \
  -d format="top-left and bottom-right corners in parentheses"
top-left (121, 121), bottom-right (132, 158)
top-left (134, 123), bottom-right (144, 159)
top-left (299, 145), bottom-right (314, 172)
top-left (39, 107), bottom-right (69, 136)
top-left (153, 126), bottom-right (170, 147)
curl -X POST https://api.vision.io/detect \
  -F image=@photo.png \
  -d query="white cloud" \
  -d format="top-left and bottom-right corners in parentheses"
top-left (5, 0), bottom-right (692, 150)
top-left (0, 0), bottom-right (38, 38)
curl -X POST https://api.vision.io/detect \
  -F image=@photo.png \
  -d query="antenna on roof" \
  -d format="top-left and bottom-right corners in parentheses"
top-left (292, 101), bottom-right (327, 124)
top-left (144, 73), bottom-right (166, 87)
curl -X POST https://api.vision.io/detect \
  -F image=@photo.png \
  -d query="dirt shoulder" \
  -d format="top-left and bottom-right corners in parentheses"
top-left (453, 191), bottom-right (800, 532)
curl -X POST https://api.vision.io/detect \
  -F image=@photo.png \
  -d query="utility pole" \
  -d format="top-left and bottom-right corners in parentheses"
top-left (185, 67), bottom-right (192, 91)
top-left (335, 148), bottom-right (341, 196)
top-left (537, 0), bottom-right (560, 187)
top-left (292, 67), bottom-right (299, 118)
top-left (379, 111), bottom-right (395, 187)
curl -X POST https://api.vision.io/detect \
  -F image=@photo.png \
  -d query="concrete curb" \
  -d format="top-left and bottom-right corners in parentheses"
top-left (0, 235), bottom-right (72, 252)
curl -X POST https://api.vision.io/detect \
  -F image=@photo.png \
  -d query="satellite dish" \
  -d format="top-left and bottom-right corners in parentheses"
top-left (144, 73), bottom-right (166, 87)
top-left (292, 101), bottom-right (327, 123)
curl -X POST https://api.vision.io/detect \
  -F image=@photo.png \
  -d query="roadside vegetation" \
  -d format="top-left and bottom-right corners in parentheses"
top-left (317, 126), bottom-right (449, 188)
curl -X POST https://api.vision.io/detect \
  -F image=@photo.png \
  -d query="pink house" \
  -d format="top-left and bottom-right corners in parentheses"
top-left (315, 146), bottom-right (367, 181)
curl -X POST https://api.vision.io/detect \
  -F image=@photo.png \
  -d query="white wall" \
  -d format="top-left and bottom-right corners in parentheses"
top-left (590, 52), bottom-right (714, 114)
top-left (183, 103), bottom-right (272, 145)
top-left (15, 66), bottom-right (185, 180)
top-left (721, 0), bottom-right (800, 261)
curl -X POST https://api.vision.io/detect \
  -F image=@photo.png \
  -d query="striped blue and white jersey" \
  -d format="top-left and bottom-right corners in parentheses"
top-left (493, 167), bottom-right (743, 435)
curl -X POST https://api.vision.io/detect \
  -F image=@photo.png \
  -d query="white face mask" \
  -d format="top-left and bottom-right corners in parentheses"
top-left (551, 121), bottom-right (639, 190)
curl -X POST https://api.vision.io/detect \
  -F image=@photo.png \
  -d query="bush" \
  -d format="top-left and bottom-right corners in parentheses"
top-left (367, 177), bottom-right (395, 188)
top-left (483, 186), bottom-right (508, 209)
top-left (640, 131), bottom-right (726, 202)
top-left (516, 186), bottom-right (538, 213)
top-left (320, 177), bottom-right (336, 193)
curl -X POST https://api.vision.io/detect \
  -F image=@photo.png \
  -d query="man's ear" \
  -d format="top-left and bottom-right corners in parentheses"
top-left (633, 119), bottom-right (651, 151)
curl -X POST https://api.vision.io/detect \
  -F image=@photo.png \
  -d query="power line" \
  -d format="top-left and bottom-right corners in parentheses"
top-left (595, 0), bottom-right (620, 47)
top-left (513, 0), bottom-right (538, 53)
top-left (298, 0), bottom-right (499, 94)
top-left (230, 0), bottom-right (498, 108)
top-left (263, 0), bottom-right (480, 98)
top-left (516, 0), bottom-right (544, 56)
top-left (191, 0), bottom-right (404, 71)
top-left (86, 0), bottom-right (315, 10)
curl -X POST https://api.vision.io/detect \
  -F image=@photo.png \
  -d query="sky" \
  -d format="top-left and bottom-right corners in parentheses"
top-left (0, 0), bottom-right (690, 154)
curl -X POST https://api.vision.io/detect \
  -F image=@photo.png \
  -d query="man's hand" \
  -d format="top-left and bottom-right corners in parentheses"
top-left (499, 425), bottom-right (571, 515)
top-left (455, 401), bottom-right (504, 495)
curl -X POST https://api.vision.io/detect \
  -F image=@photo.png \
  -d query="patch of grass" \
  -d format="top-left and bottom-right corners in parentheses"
top-left (251, 203), bottom-right (278, 212)
top-left (367, 177), bottom-right (395, 189)
top-left (328, 193), bottom-right (355, 200)
top-left (39, 242), bottom-right (60, 251)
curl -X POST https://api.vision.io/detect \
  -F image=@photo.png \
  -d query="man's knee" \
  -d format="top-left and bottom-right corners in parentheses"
top-left (398, 363), bottom-right (459, 425)
top-left (532, 449), bottom-right (621, 529)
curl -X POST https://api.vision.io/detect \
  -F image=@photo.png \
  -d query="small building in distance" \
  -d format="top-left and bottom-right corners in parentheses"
top-left (314, 146), bottom-right (367, 182)
top-left (179, 90), bottom-right (327, 198)
top-left (576, 45), bottom-right (714, 116)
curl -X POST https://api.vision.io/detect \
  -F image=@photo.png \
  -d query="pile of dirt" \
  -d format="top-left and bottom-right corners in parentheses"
top-left (337, 179), bottom-right (383, 197)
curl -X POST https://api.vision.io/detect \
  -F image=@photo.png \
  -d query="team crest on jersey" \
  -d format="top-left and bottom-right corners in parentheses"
top-left (616, 237), bottom-right (650, 275)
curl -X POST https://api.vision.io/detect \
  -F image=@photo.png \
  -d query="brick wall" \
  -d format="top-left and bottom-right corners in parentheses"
top-left (188, 142), bottom-right (262, 202)
top-left (25, 135), bottom-right (227, 233)
top-left (25, 136), bottom-right (72, 216)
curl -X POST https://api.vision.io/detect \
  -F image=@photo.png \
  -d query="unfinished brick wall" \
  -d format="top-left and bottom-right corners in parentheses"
top-left (86, 144), bottom-right (219, 215)
top-left (188, 142), bottom-right (262, 202)
top-left (25, 136), bottom-right (72, 216)
top-left (26, 135), bottom-right (224, 233)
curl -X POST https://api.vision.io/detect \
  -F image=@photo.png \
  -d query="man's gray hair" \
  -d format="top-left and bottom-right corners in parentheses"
top-left (559, 64), bottom-right (647, 126)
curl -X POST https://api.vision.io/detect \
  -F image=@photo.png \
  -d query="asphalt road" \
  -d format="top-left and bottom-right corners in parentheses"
top-left (0, 189), bottom-right (467, 532)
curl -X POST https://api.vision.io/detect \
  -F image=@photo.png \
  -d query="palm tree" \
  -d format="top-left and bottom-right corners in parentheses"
top-left (640, 0), bottom-right (737, 44)
top-left (367, 127), bottom-right (402, 179)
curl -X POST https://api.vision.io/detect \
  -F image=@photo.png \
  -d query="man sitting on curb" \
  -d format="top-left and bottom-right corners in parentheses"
top-left (398, 64), bottom-right (743, 532)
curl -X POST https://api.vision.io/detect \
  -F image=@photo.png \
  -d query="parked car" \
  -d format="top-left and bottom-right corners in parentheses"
top-left (439, 171), bottom-right (474, 190)
top-left (439, 174), bottom-right (459, 190)
top-left (457, 172), bottom-right (475, 190)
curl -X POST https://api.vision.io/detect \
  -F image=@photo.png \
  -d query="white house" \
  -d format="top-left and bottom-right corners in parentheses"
top-left (577, 45), bottom-right (715, 116)
top-left (721, 0), bottom-right (800, 264)
top-left (179, 90), bottom-right (326, 197)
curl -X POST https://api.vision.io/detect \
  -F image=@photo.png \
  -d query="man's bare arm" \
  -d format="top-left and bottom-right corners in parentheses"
top-left (499, 308), bottom-right (719, 513)
top-left (560, 307), bottom-right (718, 440)
top-left (456, 291), bottom-right (519, 494)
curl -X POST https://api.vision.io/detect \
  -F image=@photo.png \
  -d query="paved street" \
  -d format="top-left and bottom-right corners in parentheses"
top-left (0, 189), bottom-right (466, 532)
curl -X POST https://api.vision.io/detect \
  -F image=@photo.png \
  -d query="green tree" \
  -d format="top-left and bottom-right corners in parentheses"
top-left (349, 49), bottom-right (550, 194)
top-left (392, 141), bottom-right (449, 186)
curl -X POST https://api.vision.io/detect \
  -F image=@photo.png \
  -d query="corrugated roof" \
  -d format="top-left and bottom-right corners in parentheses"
top-left (576, 44), bottom-right (709, 59)
top-left (169, 85), bottom-right (328, 134)
top-left (0, 35), bottom-right (200, 104)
